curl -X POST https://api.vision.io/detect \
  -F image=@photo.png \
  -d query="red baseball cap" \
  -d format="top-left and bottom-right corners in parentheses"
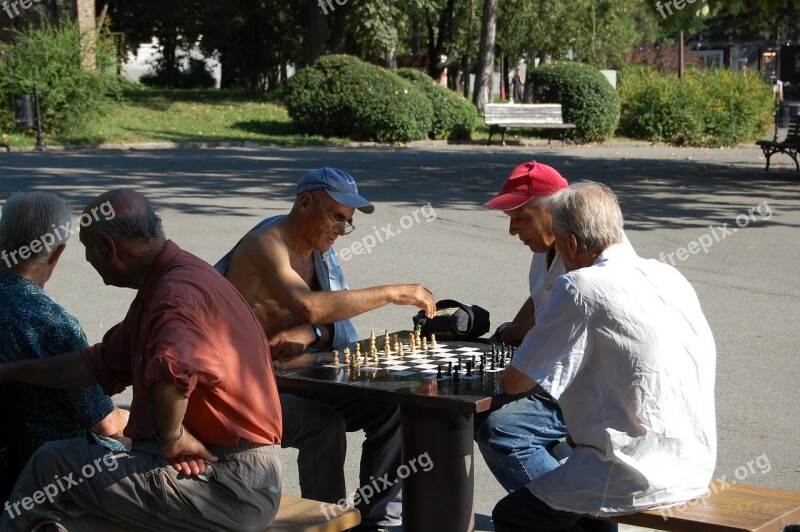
top-left (484, 161), bottom-right (568, 210)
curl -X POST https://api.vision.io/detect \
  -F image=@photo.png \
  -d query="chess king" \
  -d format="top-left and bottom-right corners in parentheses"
top-left (214, 167), bottom-right (436, 532)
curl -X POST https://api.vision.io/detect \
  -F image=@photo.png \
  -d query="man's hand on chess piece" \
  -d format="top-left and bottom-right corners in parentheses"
top-left (390, 284), bottom-right (436, 318)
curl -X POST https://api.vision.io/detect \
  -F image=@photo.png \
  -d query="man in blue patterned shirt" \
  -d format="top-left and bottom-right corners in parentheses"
top-left (0, 192), bottom-right (128, 497)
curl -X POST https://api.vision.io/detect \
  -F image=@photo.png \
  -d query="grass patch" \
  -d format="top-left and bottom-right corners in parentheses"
top-left (1, 87), bottom-right (348, 148)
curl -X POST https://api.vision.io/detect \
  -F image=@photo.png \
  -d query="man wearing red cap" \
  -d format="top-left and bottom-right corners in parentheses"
top-left (476, 160), bottom-right (572, 493)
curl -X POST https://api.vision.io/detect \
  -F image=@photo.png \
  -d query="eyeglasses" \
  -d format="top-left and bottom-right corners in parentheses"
top-left (312, 196), bottom-right (355, 235)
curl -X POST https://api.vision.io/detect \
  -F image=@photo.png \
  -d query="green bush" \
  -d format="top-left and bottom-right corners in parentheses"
top-left (396, 68), bottom-right (478, 140)
top-left (284, 55), bottom-right (432, 142)
top-left (0, 20), bottom-right (123, 136)
top-left (618, 67), bottom-right (774, 147)
top-left (527, 62), bottom-right (620, 143)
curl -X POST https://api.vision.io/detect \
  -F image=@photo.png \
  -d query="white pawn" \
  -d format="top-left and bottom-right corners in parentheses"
top-left (332, 349), bottom-right (340, 366)
top-left (343, 346), bottom-right (351, 365)
top-left (421, 336), bottom-right (428, 352)
top-left (431, 334), bottom-right (437, 347)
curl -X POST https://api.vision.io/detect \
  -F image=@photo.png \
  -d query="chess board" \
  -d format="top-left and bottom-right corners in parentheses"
top-left (320, 332), bottom-right (512, 382)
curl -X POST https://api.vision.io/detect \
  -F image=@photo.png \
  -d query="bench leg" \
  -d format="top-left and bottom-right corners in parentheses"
top-left (500, 128), bottom-right (507, 147)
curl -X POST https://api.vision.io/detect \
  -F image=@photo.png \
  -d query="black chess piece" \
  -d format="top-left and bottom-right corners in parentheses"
top-left (479, 362), bottom-right (485, 376)
top-left (490, 356), bottom-right (496, 370)
top-left (447, 361), bottom-right (453, 376)
top-left (510, 346), bottom-right (516, 360)
top-left (490, 343), bottom-right (496, 356)
top-left (453, 365), bottom-right (461, 383)
top-left (471, 354), bottom-right (476, 367)
top-left (499, 354), bottom-right (505, 368)
top-left (466, 361), bottom-right (472, 377)
top-left (437, 365), bottom-right (442, 379)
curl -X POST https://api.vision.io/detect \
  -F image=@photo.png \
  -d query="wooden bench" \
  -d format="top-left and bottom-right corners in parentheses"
top-left (756, 116), bottom-right (800, 171)
top-left (609, 483), bottom-right (800, 531)
top-left (484, 103), bottom-right (576, 146)
top-left (269, 495), bottom-right (361, 531)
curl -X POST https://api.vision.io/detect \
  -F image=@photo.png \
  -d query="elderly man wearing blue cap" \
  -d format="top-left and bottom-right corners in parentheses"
top-left (215, 167), bottom-right (435, 531)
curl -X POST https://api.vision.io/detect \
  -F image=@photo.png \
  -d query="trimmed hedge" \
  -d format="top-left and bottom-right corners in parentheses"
top-left (0, 21), bottom-right (122, 135)
top-left (396, 68), bottom-right (478, 140)
top-left (618, 67), bottom-right (774, 147)
top-left (527, 62), bottom-right (620, 143)
top-left (284, 55), bottom-right (432, 142)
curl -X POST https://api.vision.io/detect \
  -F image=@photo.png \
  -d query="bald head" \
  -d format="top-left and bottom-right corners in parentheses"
top-left (83, 189), bottom-right (164, 249)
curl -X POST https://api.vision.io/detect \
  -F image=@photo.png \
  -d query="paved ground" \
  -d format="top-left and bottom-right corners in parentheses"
top-left (1, 142), bottom-right (798, 530)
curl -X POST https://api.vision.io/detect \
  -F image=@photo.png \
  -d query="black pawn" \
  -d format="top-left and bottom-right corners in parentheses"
top-left (466, 361), bottom-right (472, 377)
top-left (479, 362), bottom-right (485, 376)
top-left (447, 361), bottom-right (453, 376)
top-left (499, 354), bottom-right (505, 368)
top-left (437, 365), bottom-right (442, 379)
top-left (490, 356), bottom-right (496, 370)
top-left (453, 365), bottom-right (461, 383)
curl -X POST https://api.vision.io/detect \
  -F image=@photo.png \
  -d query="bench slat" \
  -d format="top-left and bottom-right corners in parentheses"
top-left (269, 496), bottom-right (361, 532)
top-left (612, 484), bottom-right (800, 532)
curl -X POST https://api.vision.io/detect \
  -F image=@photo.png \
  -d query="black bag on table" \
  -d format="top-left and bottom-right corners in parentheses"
top-left (412, 299), bottom-right (490, 341)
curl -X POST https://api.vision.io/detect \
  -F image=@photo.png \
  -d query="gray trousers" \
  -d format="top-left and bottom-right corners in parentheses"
top-left (0, 438), bottom-right (281, 531)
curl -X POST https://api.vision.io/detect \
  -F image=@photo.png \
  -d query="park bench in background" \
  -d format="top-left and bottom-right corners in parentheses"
top-left (484, 103), bottom-right (576, 146)
top-left (610, 483), bottom-right (800, 532)
top-left (757, 116), bottom-right (800, 171)
top-left (268, 495), bottom-right (360, 531)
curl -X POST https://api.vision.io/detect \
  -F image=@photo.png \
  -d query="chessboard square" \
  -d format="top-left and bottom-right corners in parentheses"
top-left (430, 352), bottom-right (456, 358)
top-left (438, 357), bottom-right (458, 362)
top-left (390, 370), bottom-right (416, 377)
top-left (413, 363), bottom-right (438, 370)
top-left (419, 368), bottom-right (437, 374)
top-left (387, 365), bottom-right (411, 371)
top-left (456, 347), bottom-right (481, 352)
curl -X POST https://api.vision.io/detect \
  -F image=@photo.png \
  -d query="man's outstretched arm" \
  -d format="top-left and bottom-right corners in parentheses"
top-left (0, 351), bottom-right (97, 388)
top-left (240, 233), bottom-right (436, 325)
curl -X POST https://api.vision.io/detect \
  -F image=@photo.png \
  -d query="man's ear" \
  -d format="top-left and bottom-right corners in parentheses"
top-left (565, 232), bottom-right (580, 260)
top-left (297, 192), bottom-right (314, 214)
top-left (48, 244), bottom-right (67, 267)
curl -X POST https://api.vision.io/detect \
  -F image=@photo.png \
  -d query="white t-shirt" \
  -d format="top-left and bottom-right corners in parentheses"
top-left (512, 242), bottom-right (717, 515)
top-left (528, 249), bottom-right (565, 318)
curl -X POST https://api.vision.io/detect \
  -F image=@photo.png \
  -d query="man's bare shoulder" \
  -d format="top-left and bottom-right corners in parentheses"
top-left (238, 222), bottom-right (288, 259)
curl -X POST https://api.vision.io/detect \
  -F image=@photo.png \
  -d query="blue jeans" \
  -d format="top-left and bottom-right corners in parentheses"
top-left (474, 392), bottom-right (569, 492)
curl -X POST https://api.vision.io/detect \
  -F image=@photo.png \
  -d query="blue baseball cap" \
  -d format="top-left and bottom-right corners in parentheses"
top-left (296, 167), bottom-right (375, 214)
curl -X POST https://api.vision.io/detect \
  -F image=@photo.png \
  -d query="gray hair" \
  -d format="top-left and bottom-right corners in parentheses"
top-left (0, 191), bottom-right (72, 267)
top-left (548, 181), bottom-right (624, 253)
top-left (90, 200), bottom-right (164, 253)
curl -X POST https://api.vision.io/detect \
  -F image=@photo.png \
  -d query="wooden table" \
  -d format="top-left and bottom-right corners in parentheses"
top-left (273, 332), bottom-right (518, 532)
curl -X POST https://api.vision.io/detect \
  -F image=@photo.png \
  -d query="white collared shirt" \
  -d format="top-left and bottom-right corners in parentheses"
top-left (529, 249), bottom-right (565, 318)
top-left (512, 242), bottom-right (717, 515)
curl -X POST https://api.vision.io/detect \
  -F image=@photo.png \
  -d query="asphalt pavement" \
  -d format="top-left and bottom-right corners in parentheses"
top-left (1, 141), bottom-right (798, 530)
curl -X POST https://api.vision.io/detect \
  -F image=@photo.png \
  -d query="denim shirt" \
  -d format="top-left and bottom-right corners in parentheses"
top-left (214, 215), bottom-right (359, 349)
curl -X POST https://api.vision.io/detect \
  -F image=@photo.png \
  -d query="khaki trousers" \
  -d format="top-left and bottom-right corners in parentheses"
top-left (0, 438), bottom-right (281, 532)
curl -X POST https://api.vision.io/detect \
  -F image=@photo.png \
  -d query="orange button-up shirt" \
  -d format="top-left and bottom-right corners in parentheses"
top-left (82, 240), bottom-right (281, 445)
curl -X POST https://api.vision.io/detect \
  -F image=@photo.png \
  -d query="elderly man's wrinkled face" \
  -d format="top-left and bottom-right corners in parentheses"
top-left (505, 200), bottom-right (555, 254)
top-left (79, 226), bottom-right (118, 286)
top-left (309, 193), bottom-right (355, 252)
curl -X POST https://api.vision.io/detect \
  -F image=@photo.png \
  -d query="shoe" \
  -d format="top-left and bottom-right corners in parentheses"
top-left (348, 525), bottom-right (390, 532)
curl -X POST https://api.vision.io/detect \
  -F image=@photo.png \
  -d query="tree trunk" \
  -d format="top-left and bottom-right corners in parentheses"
top-left (461, 54), bottom-right (470, 99)
top-left (472, 0), bottom-right (498, 115)
top-left (302, 0), bottom-right (327, 67)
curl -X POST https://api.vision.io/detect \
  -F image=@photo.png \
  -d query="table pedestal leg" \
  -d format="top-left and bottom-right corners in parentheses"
top-left (401, 405), bottom-right (474, 532)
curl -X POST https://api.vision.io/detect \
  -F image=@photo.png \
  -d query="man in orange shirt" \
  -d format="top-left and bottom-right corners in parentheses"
top-left (0, 189), bottom-right (282, 531)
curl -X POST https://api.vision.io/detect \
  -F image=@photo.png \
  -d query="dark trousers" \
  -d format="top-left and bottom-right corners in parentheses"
top-left (493, 487), bottom-right (618, 532)
top-left (280, 392), bottom-right (402, 527)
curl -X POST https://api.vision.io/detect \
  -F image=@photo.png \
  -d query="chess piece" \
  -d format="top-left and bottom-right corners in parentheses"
top-left (453, 365), bottom-right (461, 383)
top-left (343, 347), bottom-right (351, 365)
top-left (332, 349), bottom-right (340, 366)
top-left (447, 361), bottom-right (452, 376)
top-left (437, 365), bottom-right (442, 379)
top-left (431, 334), bottom-right (437, 347)
top-left (355, 342), bottom-right (362, 357)
top-left (421, 336), bottom-right (428, 352)
top-left (466, 361), bottom-right (472, 377)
